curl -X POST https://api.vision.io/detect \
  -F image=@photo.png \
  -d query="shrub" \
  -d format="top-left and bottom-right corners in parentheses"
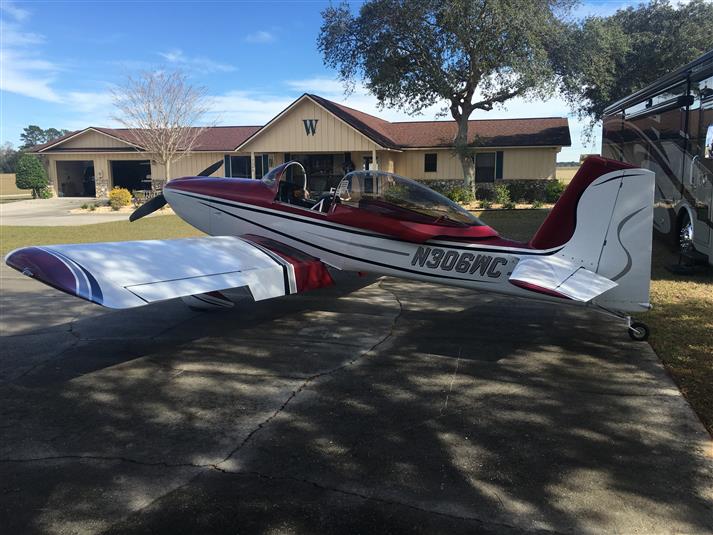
top-left (424, 182), bottom-right (449, 196)
top-left (545, 180), bottom-right (565, 203)
top-left (481, 198), bottom-right (493, 209)
top-left (493, 183), bottom-right (510, 205)
top-left (81, 203), bottom-right (89, 210)
top-left (531, 198), bottom-right (544, 209)
top-left (503, 199), bottom-right (516, 210)
top-left (506, 181), bottom-right (529, 203)
top-left (37, 186), bottom-right (53, 199)
top-left (15, 154), bottom-right (49, 198)
top-left (88, 204), bottom-right (96, 212)
top-left (109, 187), bottom-right (132, 210)
top-left (475, 186), bottom-right (494, 201)
top-left (447, 186), bottom-right (474, 204)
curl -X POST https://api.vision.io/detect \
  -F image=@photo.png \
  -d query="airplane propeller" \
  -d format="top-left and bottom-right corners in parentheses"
top-left (129, 160), bottom-right (223, 222)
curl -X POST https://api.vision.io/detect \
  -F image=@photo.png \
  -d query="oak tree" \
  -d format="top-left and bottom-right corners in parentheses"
top-left (553, 0), bottom-right (713, 129)
top-left (318, 0), bottom-right (573, 189)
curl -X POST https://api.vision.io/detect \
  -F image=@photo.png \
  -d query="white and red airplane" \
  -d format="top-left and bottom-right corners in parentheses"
top-left (5, 156), bottom-right (655, 340)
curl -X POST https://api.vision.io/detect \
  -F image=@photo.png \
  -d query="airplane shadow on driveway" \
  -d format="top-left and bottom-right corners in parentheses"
top-left (0, 272), bottom-right (712, 534)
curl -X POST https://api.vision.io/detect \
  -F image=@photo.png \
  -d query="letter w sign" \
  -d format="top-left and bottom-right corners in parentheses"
top-left (303, 119), bottom-right (318, 136)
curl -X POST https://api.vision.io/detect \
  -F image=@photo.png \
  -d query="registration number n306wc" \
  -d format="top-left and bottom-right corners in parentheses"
top-left (410, 246), bottom-right (509, 278)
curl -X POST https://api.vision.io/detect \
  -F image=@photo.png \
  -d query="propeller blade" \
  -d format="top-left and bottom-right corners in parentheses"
top-left (129, 193), bottom-right (167, 222)
top-left (197, 160), bottom-right (223, 177)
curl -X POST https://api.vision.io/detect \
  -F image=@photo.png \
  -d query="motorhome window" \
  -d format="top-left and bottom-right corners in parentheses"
top-left (336, 171), bottom-right (484, 226)
top-left (651, 82), bottom-right (688, 107)
top-left (625, 101), bottom-right (649, 117)
top-left (699, 76), bottom-right (713, 99)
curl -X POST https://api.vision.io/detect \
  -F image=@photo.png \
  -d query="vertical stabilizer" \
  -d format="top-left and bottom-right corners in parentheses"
top-left (529, 157), bottom-right (655, 312)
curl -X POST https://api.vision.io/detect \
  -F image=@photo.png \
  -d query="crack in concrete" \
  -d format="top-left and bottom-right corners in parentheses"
top-left (216, 279), bottom-right (404, 466)
top-left (0, 281), bottom-right (405, 473)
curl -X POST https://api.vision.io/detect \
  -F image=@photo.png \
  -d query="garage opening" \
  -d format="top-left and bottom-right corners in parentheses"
top-left (111, 160), bottom-right (151, 192)
top-left (56, 160), bottom-right (96, 197)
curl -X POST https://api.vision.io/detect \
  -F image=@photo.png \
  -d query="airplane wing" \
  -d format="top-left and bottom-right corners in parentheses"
top-left (4, 235), bottom-right (333, 309)
top-left (509, 256), bottom-right (617, 302)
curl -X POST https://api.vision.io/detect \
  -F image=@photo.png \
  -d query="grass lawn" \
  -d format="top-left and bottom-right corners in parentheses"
top-left (0, 215), bottom-right (203, 256)
top-left (1, 210), bottom-right (711, 434)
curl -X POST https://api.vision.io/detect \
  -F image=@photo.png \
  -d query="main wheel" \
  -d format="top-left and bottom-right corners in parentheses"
top-left (628, 321), bottom-right (650, 342)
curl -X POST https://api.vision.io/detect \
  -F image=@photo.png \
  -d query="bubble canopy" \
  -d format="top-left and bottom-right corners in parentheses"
top-left (335, 171), bottom-right (484, 227)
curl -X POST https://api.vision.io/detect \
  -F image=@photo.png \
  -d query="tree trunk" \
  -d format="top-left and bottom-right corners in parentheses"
top-left (165, 159), bottom-right (171, 181)
top-left (454, 114), bottom-right (475, 194)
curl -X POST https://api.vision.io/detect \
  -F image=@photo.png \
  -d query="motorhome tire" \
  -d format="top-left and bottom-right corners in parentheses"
top-left (679, 212), bottom-right (694, 254)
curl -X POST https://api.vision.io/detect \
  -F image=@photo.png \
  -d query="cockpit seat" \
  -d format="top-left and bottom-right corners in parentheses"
top-left (311, 193), bottom-right (335, 213)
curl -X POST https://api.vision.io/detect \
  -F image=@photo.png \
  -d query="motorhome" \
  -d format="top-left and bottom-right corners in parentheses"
top-left (602, 49), bottom-right (713, 266)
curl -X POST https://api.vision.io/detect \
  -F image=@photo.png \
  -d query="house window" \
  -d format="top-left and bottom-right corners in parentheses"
top-left (424, 153), bottom-right (438, 173)
top-left (226, 156), bottom-right (251, 178)
top-left (224, 154), bottom-right (270, 178)
top-left (475, 152), bottom-right (496, 182)
top-left (254, 154), bottom-right (270, 178)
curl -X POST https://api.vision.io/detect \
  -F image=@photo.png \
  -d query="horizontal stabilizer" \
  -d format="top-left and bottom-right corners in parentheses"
top-left (5, 236), bottom-right (332, 309)
top-left (509, 256), bottom-right (617, 302)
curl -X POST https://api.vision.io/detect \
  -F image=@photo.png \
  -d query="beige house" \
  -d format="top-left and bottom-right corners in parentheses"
top-left (31, 93), bottom-right (571, 198)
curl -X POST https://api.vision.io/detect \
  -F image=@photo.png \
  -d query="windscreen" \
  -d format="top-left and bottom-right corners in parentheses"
top-left (336, 171), bottom-right (483, 226)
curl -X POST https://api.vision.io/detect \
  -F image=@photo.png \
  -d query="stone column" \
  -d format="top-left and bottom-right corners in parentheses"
top-left (95, 169), bottom-right (109, 198)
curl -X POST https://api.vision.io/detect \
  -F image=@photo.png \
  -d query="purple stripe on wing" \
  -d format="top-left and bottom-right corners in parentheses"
top-left (5, 247), bottom-right (103, 305)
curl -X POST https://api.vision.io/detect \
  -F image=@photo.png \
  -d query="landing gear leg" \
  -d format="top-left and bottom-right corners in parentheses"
top-left (595, 305), bottom-right (650, 342)
top-left (627, 318), bottom-right (650, 342)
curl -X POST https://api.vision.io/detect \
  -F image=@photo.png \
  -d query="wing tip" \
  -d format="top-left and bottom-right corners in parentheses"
top-left (5, 246), bottom-right (104, 306)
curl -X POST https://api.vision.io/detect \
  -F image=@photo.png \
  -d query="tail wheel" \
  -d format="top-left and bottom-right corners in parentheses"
top-left (628, 321), bottom-right (650, 342)
top-left (679, 213), bottom-right (694, 254)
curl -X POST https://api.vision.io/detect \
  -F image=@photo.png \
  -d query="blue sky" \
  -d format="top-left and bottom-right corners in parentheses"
top-left (1, 0), bottom-right (654, 161)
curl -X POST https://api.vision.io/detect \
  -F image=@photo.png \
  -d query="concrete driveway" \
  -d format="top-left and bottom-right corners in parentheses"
top-left (1, 265), bottom-right (711, 534)
top-left (1, 198), bottom-right (129, 226)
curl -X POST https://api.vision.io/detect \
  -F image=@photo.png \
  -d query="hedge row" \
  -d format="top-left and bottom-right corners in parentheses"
top-left (421, 178), bottom-right (565, 204)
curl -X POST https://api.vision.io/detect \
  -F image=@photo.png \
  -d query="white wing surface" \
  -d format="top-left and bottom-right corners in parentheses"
top-left (5, 236), bottom-right (332, 309)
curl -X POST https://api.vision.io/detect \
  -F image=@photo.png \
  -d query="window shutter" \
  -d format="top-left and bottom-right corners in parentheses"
top-left (224, 155), bottom-right (231, 177)
top-left (496, 151), bottom-right (504, 180)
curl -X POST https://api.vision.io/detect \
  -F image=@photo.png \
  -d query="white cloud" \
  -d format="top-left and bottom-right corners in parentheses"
top-left (286, 77), bottom-right (346, 95)
top-left (0, 47), bottom-right (62, 102)
top-left (1, 20), bottom-right (43, 46)
top-left (66, 91), bottom-right (115, 115)
top-left (244, 30), bottom-right (275, 44)
top-left (158, 48), bottom-right (235, 73)
top-left (0, 10), bottom-right (62, 102)
top-left (0, 1), bottom-right (29, 21)
top-left (207, 91), bottom-right (294, 125)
